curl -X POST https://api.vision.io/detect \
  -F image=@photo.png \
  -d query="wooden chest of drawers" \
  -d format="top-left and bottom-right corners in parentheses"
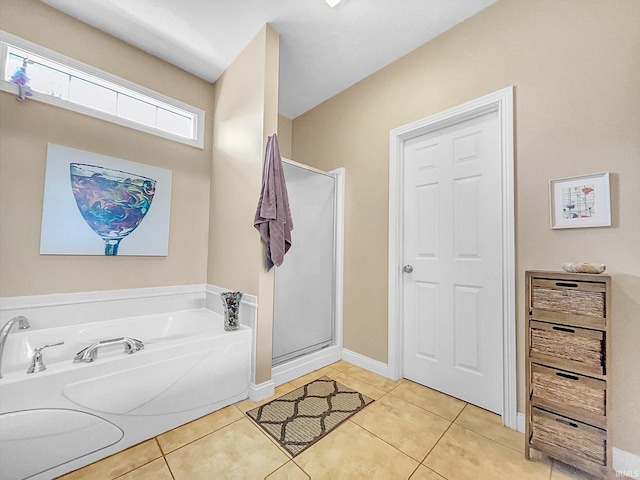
top-left (525, 270), bottom-right (611, 478)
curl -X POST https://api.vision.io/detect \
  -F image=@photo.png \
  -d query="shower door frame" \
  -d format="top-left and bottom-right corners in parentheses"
top-left (271, 159), bottom-right (345, 386)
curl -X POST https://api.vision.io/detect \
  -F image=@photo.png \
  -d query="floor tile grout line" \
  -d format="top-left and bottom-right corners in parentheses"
top-left (406, 462), bottom-right (423, 479)
top-left (262, 460), bottom-right (291, 480)
top-left (263, 461), bottom-right (311, 480)
top-left (161, 413), bottom-right (298, 478)
top-left (158, 415), bottom-right (249, 457)
top-left (162, 454), bottom-right (176, 480)
top-left (339, 367), bottom-right (403, 393)
top-left (346, 416), bottom-right (427, 466)
top-left (452, 403), bottom-right (538, 457)
top-left (109, 455), bottom-right (163, 480)
top-left (156, 405), bottom-right (248, 455)
top-left (156, 433), bottom-right (169, 456)
top-left (290, 457), bottom-right (312, 480)
top-left (99, 438), bottom-right (166, 480)
top-left (452, 421), bottom-right (525, 455)
top-left (386, 388), bottom-right (464, 424)
top-left (243, 408), bottom-right (296, 459)
top-left (419, 402), bottom-right (468, 468)
top-left (345, 418), bottom-right (424, 467)
top-left (421, 464), bottom-right (449, 480)
top-left (427, 416), bottom-right (556, 480)
top-left (346, 392), bottom-right (468, 466)
top-left (154, 436), bottom-right (176, 480)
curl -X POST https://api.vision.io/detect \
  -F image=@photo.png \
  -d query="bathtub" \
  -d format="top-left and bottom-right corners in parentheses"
top-left (0, 308), bottom-right (251, 480)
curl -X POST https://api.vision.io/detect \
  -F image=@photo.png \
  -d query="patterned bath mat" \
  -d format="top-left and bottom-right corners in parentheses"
top-left (246, 376), bottom-right (374, 457)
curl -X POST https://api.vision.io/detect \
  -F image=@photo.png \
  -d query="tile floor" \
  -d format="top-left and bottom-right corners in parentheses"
top-left (57, 361), bottom-right (601, 480)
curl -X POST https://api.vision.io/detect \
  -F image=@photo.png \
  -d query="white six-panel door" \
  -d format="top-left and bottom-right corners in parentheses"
top-left (402, 110), bottom-right (503, 414)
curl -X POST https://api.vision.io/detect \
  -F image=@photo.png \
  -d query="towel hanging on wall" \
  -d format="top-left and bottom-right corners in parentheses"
top-left (254, 134), bottom-right (293, 270)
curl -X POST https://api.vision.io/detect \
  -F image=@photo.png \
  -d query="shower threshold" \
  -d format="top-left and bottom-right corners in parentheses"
top-left (271, 343), bottom-right (341, 386)
top-left (272, 340), bottom-right (332, 367)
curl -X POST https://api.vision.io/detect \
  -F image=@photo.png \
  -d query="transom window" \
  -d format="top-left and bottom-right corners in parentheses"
top-left (0, 31), bottom-right (205, 148)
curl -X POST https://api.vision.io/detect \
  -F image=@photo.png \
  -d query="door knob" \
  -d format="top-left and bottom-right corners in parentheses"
top-left (403, 265), bottom-right (414, 273)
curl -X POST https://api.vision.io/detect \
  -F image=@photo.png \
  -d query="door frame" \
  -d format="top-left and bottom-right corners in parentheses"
top-left (388, 86), bottom-right (517, 429)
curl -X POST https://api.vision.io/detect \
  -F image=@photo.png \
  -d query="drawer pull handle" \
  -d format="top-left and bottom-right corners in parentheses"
top-left (555, 372), bottom-right (579, 381)
top-left (555, 418), bottom-right (579, 428)
top-left (555, 282), bottom-right (579, 288)
top-left (552, 326), bottom-right (575, 333)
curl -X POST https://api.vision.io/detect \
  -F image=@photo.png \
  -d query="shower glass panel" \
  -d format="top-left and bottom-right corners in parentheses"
top-left (272, 162), bottom-right (336, 365)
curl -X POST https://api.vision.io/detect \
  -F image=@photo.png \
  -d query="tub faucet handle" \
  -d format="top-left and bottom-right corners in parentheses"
top-left (27, 341), bottom-right (64, 374)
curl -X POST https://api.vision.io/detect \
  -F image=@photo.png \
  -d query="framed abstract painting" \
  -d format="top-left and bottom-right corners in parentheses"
top-left (549, 172), bottom-right (611, 229)
top-left (40, 144), bottom-right (172, 256)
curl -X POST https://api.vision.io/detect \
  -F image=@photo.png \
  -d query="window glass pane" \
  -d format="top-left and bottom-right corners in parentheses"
top-left (69, 77), bottom-right (116, 115)
top-left (4, 53), bottom-right (23, 82)
top-left (29, 62), bottom-right (69, 99)
top-left (118, 94), bottom-right (156, 128)
top-left (1, 37), bottom-right (203, 146)
top-left (157, 108), bottom-right (192, 138)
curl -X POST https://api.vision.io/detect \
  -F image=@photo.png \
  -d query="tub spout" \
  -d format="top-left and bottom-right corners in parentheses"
top-left (0, 316), bottom-right (31, 379)
top-left (74, 337), bottom-right (144, 363)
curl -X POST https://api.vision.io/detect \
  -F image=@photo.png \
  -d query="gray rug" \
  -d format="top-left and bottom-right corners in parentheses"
top-left (246, 376), bottom-right (374, 456)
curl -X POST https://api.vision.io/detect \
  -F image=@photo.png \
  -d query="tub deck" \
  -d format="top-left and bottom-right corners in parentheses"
top-left (0, 309), bottom-right (251, 480)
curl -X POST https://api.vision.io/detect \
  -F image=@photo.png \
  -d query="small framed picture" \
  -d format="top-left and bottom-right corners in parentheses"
top-left (549, 172), bottom-right (611, 229)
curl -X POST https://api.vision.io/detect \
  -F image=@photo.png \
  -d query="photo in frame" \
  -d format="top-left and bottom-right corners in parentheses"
top-left (40, 144), bottom-right (172, 256)
top-left (549, 172), bottom-right (611, 229)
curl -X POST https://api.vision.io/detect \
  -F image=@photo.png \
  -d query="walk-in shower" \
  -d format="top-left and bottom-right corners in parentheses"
top-left (271, 160), bottom-right (344, 384)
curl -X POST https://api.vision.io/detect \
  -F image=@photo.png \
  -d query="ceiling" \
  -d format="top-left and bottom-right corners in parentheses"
top-left (40, 0), bottom-right (496, 119)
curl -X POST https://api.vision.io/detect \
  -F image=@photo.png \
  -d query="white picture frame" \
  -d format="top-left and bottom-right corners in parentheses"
top-left (549, 172), bottom-right (611, 229)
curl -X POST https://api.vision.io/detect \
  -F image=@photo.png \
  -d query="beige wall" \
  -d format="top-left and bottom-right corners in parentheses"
top-left (278, 114), bottom-right (293, 159)
top-left (292, 0), bottom-right (640, 454)
top-left (0, 0), bottom-right (281, 386)
top-left (209, 25), bottom-right (280, 384)
top-left (0, 0), bottom-right (214, 297)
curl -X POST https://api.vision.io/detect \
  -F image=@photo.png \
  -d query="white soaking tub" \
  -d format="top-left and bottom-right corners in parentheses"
top-left (0, 309), bottom-right (251, 480)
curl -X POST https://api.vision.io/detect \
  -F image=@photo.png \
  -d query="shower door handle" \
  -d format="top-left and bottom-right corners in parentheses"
top-left (403, 265), bottom-right (414, 273)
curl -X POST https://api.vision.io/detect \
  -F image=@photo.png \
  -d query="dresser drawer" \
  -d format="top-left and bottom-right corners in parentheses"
top-left (530, 407), bottom-right (606, 466)
top-left (529, 321), bottom-right (605, 376)
top-left (530, 364), bottom-right (606, 428)
top-left (531, 279), bottom-right (606, 327)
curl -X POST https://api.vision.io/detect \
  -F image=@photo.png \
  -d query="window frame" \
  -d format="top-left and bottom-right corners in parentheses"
top-left (0, 30), bottom-right (205, 149)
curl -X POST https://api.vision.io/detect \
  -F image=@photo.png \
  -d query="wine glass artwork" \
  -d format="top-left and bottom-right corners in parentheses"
top-left (70, 163), bottom-right (156, 256)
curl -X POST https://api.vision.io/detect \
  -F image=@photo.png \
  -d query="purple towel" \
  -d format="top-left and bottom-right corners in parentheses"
top-left (254, 134), bottom-right (293, 270)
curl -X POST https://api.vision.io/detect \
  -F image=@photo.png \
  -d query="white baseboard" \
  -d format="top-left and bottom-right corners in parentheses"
top-left (249, 380), bottom-right (275, 402)
top-left (272, 345), bottom-right (342, 387)
top-left (613, 448), bottom-right (640, 478)
top-left (341, 348), bottom-right (394, 379)
top-left (517, 412), bottom-right (525, 433)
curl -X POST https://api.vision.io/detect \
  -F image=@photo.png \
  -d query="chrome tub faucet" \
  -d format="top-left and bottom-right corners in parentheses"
top-left (74, 337), bottom-right (144, 363)
top-left (0, 316), bottom-right (31, 379)
top-left (27, 341), bottom-right (65, 374)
